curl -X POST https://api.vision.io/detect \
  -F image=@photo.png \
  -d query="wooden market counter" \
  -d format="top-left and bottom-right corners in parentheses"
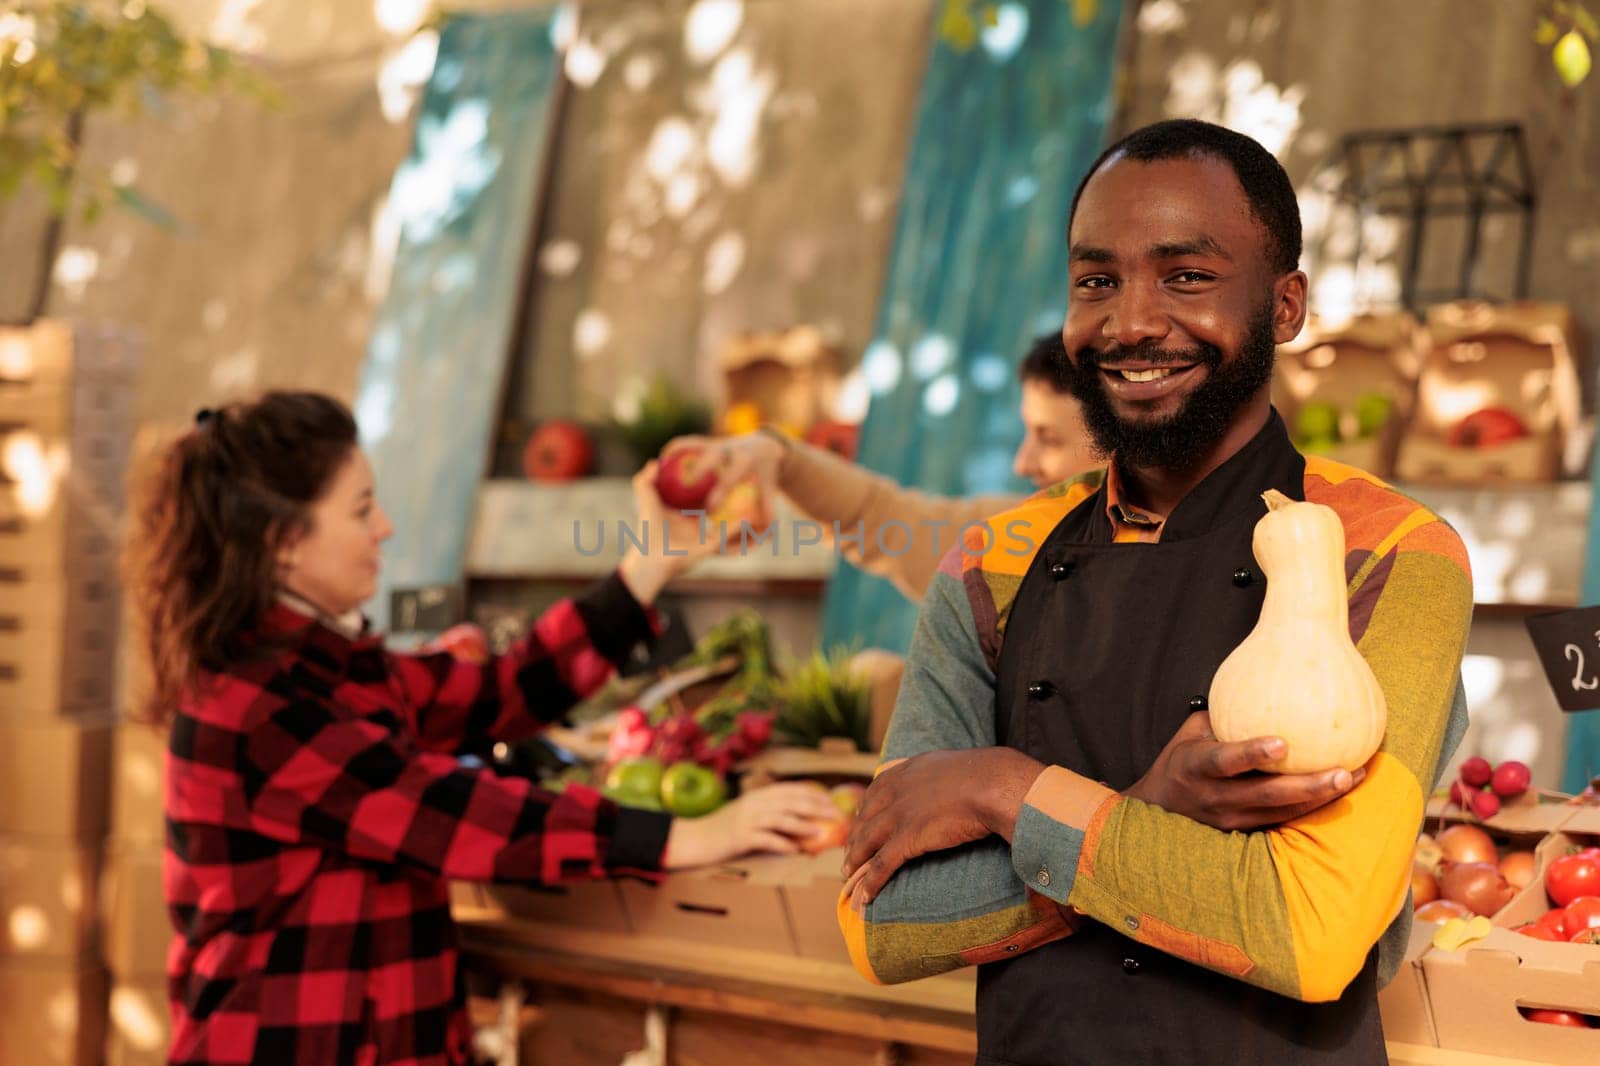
top-left (453, 903), bottom-right (976, 1065)
top-left (453, 906), bottom-right (1560, 1066)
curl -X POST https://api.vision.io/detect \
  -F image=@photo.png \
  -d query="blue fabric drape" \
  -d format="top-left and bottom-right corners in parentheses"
top-left (353, 11), bottom-right (565, 632)
top-left (820, 0), bottom-right (1124, 653)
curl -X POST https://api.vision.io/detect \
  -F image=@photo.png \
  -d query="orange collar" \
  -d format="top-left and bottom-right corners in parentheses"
top-left (1103, 464), bottom-right (1166, 543)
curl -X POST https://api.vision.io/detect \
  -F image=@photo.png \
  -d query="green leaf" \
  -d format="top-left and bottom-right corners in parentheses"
top-left (1554, 29), bottom-right (1593, 87)
top-left (1535, 17), bottom-right (1560, 45)
top-left (114, 183), bottom-right (178, 229)
top-left (1575, 3), bottom-right (1600, 39)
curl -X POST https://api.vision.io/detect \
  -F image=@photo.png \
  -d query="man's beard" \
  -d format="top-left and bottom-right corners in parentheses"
top-left (1057, 303), bottom-right (1278, 472)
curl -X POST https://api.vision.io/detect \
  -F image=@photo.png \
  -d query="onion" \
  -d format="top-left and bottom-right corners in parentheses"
top-left (1414, 899), bottom-right (1473, 923)
top-left (1413, 833), bottom-right (1443, 872)
top-left (1437, 824), bottom-right (1497, 866)
top-left (1439, 861), bottom-right (1515, 917)
top-left (1499, 851), bottom-right (1537, 891)
top-left (1411, 865), bottom-right (1440, 907)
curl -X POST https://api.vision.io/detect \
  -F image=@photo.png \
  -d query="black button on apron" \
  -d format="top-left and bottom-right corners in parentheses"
top-left (1049, 560), bottom-right (1073, 580)
top-left (1188, 694), bottom-right (1207, 711)
top-left (1122, 957), bottom-right (1141, 974)
top-left (1027, 681), bottom-right (1056, 700)
top-left (1232, 567), bottom-right (1255, 587)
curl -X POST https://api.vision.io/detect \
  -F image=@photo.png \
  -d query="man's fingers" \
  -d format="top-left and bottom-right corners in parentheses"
top-left (1200, 736), bottom-right (1287, 778)
top-left (843, 809), bottom-right (892, 877)
top-left (1214, 765), bottom-right (1364, 815)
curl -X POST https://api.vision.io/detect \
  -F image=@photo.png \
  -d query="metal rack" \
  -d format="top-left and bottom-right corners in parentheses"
top-left (1315, 122), bottom-right (1537, 311)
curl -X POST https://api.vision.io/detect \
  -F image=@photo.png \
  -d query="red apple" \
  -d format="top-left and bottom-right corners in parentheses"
top-left (800, 817), bottom-right (851, 854)
top-left (655, 447), bottom-right (719, 510)
top-left (1522, 1009), bottom-right (1590, 1027)
top-left (1446, 406), bottom-right (1529, 449)
top-left (805, 420), bottom-right (861, 461)
top-left (523, 420), bottom-right (595, 482)
top-left (424, 623), bottom-right (489, 663)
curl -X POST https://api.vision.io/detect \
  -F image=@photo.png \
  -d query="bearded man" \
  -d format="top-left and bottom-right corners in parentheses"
top-left (837, 119), bottom-right (1473, 1066)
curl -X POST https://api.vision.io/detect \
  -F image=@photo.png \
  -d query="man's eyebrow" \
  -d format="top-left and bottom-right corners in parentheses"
top-left (1068, 244), bottom-right (1115, 264)
top-left (1150, 236), bottom-right (1232, 261)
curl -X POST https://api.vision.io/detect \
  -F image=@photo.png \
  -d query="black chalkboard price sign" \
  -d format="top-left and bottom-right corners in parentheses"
top-left (1526, 605), bottom-right (1600, 713)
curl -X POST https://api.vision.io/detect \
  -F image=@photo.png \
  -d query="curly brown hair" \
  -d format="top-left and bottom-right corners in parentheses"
top-left (123, 391), bottom-right (358, 726)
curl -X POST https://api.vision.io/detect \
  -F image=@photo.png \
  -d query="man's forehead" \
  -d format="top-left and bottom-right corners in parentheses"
top-left (1071, 154), bottom-right (1257, 243)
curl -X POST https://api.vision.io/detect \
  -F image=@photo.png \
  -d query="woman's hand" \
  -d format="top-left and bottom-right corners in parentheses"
top-left (661, 431), bottom-right (784, 511)
top-left (661, 782), bottom-right (840, 870)
top-left (618, 461), bottom-right (724, 605)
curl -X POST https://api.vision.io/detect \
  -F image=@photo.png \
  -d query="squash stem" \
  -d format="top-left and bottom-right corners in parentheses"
top-left (1261, 489), bottom-right (1294, 512)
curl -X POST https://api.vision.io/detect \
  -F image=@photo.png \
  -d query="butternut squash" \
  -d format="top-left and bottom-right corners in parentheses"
top-left (1207, 489), bottom-right (1387, 774)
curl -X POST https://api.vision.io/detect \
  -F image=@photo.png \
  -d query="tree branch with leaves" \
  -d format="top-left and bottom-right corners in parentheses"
top-left (0, 1), bottom-right (264, 323)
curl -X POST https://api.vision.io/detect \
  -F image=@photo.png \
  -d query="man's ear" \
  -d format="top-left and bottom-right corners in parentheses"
top-left (1272, 270), bottom-right (1309, 344)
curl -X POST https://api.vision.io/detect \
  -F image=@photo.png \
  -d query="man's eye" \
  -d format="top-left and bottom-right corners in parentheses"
top-left (1075, 276), bottom-right (1113, 289)
top-left (1173, 271), bottom-right (1213, 284)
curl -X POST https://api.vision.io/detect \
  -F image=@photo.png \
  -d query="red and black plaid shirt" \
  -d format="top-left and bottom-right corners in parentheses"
top-left (163, 573), bottom-right (669, 1064)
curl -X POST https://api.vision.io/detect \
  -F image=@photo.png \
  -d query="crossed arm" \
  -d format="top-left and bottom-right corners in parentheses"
top-left (839, 519), bottom-right (1471, 1002)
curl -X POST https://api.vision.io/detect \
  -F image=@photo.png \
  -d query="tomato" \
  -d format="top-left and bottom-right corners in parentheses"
top-left (1570, 929), bottom-right (1600, 945)
top-left (1522, 1009), bottom-right (1591, 1027)
top-left (1514, 922), bottom-right (1564, 941)
top-left (1546, 853), bottom-right (1600, 907)
top-left (1534, 908), bottom-right (1570, 938)
top-left (1564, 896), bottom-right (1600, 935)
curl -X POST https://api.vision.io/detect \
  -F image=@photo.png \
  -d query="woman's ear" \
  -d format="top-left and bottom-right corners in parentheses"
top-left (274, 525), bottom-right (301, 578)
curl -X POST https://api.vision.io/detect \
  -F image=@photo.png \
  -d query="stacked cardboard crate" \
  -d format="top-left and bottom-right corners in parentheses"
top-left (0, 319), bottom-right (138, 1065)
top-left (1384, 794), bottom-right (1600, 1062)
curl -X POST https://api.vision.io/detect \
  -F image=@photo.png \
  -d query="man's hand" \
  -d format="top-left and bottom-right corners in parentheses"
top-left (842, 747), bottom-right (1044, 908)
top-left (1124, 711), bottom-right (1364, 831)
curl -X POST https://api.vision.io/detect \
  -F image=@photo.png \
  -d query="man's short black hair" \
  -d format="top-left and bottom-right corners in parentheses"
top-left (1018, 333), bottom-right (1076, 397)
top-left (1068, 119), bottom-right (1302, 274)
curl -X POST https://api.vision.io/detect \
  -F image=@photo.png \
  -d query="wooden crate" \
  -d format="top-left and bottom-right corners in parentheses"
top-left (0, 320), bottom-right (140, 387)
top-left (0, 569), bottom-right (121, 715)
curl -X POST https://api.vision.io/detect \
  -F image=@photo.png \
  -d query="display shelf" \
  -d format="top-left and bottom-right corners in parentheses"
top-left (464, 477), bottom-right (1591, 608)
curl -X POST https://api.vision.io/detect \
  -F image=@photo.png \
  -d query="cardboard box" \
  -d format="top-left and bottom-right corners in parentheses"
top-left (1424, 787), bottom-right (1577, 836)
top-left (719, 325), bottom-right (843, 435)
top-left (0, 838), bottom-right (99, 960)
top-left (620, 858), bottom-right (798, 955)
top-left (1423, 828), bottom-right (1600, 1060)
top-left (0, 719), bottom-right (113, 839)
top-left (106, 976), bottom-right (169, 1066)
top-left (1274, 312), bottom-right (1422, 477)
top-left (1396, 301), bottom-right (1583, 484)
top-left (1378, 918), bottom-right (1438, 1047)
top-left (0, 570), bottom-right (121, 715)
top-left (0, 958), bottom-right (109, 1065)
top-left (463, 879), bottom-right (634, 935)
top-left (101, 845), bottom-right (168, 979)
top-left (110, 721), bottom-right (167, 847)
top-left (778, 848), bottom-right (853, 965)
top-left (0, 319), bottom-right (140, 388)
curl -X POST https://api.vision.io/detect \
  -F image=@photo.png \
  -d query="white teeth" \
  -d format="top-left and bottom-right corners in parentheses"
top-left (1118, 367), bottom-right (1177, 382)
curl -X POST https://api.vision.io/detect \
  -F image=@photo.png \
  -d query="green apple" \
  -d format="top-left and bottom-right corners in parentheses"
top-left (1293, 401), bottom-right (1341, 446)
top-left (660, 761), bottom-right (728, 818)
top-left (1354, 391), bottom-right (1392, 438)
top-left (604, 757), bottom-right (665, 810)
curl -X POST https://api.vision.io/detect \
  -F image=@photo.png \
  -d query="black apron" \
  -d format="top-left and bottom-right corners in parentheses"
top-left (978, 414), bottom-right (1386, 1066)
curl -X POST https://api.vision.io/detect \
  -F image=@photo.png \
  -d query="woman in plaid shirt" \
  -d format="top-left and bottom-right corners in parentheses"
top-left (124, 391), bottom-right (836, 1065)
